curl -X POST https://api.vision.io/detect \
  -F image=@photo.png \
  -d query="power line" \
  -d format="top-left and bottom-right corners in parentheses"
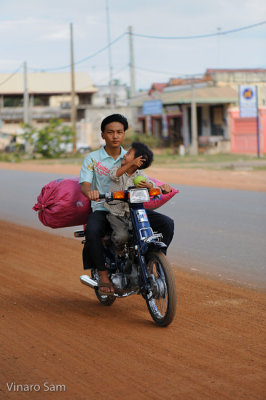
top-left (2, 20), bottom-right (265, 78)
top-left (76, 32), bottom-right (126, 67)
top-left (36, 20), bottom-right (264, 72)
top-left (132, 20), bottom-right (266, 40)
top-left (29, 32), bottom-right (126, 72)
top-left (92, 64), bottom-right (129, 85)
top-left (0, 63), bottom-right (23, 87)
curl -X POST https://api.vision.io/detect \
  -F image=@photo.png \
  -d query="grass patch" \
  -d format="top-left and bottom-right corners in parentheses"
top-left (153, 151), bottom-right (265, 165)
top-left (0, 152), bottom-right (23, 163)
top-left (250, 165), bottom-right (266, 171)
top-left (0, 151), bottom-right (84, 165)
top-left (1, 150), bottom-right (265, 171)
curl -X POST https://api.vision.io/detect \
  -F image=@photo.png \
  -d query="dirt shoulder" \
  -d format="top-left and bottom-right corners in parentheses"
top-left (0, 220), bottom-right (265, 400)
top-left (1, 161), bottom-right (266, 191)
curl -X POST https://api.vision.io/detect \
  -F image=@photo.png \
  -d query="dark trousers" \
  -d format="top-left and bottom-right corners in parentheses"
top-left (82, 209), bottom-right (174, 270)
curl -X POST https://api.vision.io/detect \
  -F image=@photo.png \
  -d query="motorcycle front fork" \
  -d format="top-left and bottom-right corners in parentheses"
top-left (136, 249), bottom-right (153, 298)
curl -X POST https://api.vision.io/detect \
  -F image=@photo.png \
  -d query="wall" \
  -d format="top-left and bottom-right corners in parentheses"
top-left (210, 70), bottom-right (266, 107)
top-left (92, 85), bottom-right (128, 107)
top-left (49, 95), bottom-right (74, 107)
top-left (76, 120), bottom-right (92, 147)
top-left (229, 108), bottom-right (266, 154)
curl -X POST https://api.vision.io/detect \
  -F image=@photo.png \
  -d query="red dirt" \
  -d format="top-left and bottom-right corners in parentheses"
top-left (0, 220), bottom-right (265, 400)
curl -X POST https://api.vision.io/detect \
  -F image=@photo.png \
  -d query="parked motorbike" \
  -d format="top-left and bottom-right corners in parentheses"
top-left (75, 186), bottom-right (177, 327)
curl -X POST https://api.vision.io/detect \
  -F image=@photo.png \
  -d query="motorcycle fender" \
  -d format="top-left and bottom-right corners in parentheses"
top-left (147, 241), bottom-right (167, 252)
top-left (140, 241), bottom-right (167, 255)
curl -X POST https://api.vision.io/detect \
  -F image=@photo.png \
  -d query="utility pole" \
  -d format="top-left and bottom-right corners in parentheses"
top-left (106, 0), bottom-right (114, 111)
top-left (23, 61), bottom-right (29, 125)
top-left (128, 26), bottom-right (136, 98)
top-left (70, 22), bottom-right (77, 153)
top-left (217, 27), bottom-right (221, 68)
top-left (190, 79), bottom-right (198, 155)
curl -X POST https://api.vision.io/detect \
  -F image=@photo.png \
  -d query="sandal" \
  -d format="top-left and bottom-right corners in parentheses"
top-left (98, 280), bottom-right (115, 296)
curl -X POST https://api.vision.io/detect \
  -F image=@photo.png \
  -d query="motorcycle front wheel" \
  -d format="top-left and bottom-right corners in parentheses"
top-left (145, 251), bottom-right (177, 327)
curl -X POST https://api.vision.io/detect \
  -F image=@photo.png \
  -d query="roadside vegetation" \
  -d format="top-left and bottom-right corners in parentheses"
top-left (23, 118), bottom-right (74, 158)
top-left (0, 125), bottom-right (265, 170)
top-left (151, 151), bottom-right (266, 169)
top-left (1, 149), bottom-right (265, 170)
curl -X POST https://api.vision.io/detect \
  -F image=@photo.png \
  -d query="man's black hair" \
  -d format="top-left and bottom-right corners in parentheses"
top-left (131, 142), bottom-right (154, 170)
top-left (101, 114), bottom-right (128, 132)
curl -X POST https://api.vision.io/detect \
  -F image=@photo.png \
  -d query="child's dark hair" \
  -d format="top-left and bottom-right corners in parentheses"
top-left (101, 114), bottom-right (128, 132)
top-left (131, 142), bottom-right (154, 170)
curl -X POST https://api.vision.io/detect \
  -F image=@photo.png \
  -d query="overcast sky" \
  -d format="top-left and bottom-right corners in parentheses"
top-left (1, 0), bottom-right (266, 90)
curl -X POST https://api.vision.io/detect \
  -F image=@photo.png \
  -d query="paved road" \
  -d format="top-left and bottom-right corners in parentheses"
top-left (160, 185), bottom-right (266, 288)
top-left (1, 169), bottom-right (265, 288)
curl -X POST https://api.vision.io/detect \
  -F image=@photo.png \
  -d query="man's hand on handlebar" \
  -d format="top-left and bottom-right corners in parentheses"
top-left (87, 190), bottom-right (101, 201)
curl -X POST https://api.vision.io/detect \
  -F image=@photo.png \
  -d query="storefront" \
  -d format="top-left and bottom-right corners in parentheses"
top-left (133, 85), bottom-right (238, 152)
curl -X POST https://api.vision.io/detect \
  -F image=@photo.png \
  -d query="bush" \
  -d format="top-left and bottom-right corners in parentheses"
top-left (23, 118), bottom-right (74, 158)
top-left (0, 152), bottom-right (22, 162)
top-left (123, 131), bottom-right (161, 149)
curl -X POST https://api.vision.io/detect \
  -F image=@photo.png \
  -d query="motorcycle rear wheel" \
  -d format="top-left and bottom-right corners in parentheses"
top-left (91, 269), bottom-right (116, 306)
top-left (145, 251), bottom-right (177, 327)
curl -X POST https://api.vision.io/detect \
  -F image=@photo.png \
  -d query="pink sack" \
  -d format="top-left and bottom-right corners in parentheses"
top-left (144, 177), bottom-right (179, 209)
top-left (32, 178), bottom-right (91, 228)
top-left (33, 176), bottom-right (178, 229)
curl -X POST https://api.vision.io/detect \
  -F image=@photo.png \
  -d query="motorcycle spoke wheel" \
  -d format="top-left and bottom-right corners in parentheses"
top-left (146, 251), bottom-right (177, 327)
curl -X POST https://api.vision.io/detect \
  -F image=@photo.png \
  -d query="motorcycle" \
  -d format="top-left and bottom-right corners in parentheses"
top-left (75, 186), bottom-right (177, 327)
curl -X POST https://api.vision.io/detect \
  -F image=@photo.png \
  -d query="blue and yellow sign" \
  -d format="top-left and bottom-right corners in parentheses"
top-left (239, 85), bottom-right (257, 118)
top-left (243, 88), bottom-right (254, 100)
top-left (142, 100), bottom-right (162, 116)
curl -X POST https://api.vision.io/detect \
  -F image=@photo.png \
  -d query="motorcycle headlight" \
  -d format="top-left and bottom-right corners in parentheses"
top-left (129, 188), bottom-right (150, 203)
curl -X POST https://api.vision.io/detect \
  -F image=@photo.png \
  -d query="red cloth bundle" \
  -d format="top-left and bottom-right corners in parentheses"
top-left (145, 177), bottom-right (179, 209)
top-left (33, 178), bottom-right (91, 228)
top-left (33, 177), bottom-right (178, 228)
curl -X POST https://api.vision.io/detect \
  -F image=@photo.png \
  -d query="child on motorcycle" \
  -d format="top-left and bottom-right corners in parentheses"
top-left (104, 142), bottom-right (155, 253)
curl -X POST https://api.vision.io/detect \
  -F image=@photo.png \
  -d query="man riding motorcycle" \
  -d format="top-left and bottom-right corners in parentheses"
top-left (79, 114), bottom-right (174, 295)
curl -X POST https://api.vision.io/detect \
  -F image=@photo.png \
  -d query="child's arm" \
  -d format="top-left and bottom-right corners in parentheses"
top-left (109, 167), bottom-right (121, 182)
top-left (115, 156), bottom-right (145, 177)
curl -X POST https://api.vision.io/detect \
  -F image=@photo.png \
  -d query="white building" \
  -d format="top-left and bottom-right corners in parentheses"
top-left (0, 71), bottom-right (97, 150)
top-left (0, 72), bottom-right (134, 151)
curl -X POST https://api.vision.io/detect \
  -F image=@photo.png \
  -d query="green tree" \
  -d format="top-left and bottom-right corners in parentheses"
top-left (23, 118), bottom-right (74, 158)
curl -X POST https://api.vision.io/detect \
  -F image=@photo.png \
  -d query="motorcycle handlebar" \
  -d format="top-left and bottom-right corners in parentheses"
top-left (98, 187), bottom-right (161, 202)
top-left (99, 191), bottom-right (126, 202)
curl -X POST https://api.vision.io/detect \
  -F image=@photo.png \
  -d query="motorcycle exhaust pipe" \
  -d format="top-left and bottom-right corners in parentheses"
top-left (80, 274), bottom-right (98, 288)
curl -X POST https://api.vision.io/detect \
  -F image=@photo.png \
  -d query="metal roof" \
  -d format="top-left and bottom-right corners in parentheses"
top-left (0, 72), bottom-right (97, 95)
top-left (206, 68), bottom-right (266, 73)
top-left (161, 85), bottom-right (238, 105)
top-left (130, 85), bottom-right (238, 107)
